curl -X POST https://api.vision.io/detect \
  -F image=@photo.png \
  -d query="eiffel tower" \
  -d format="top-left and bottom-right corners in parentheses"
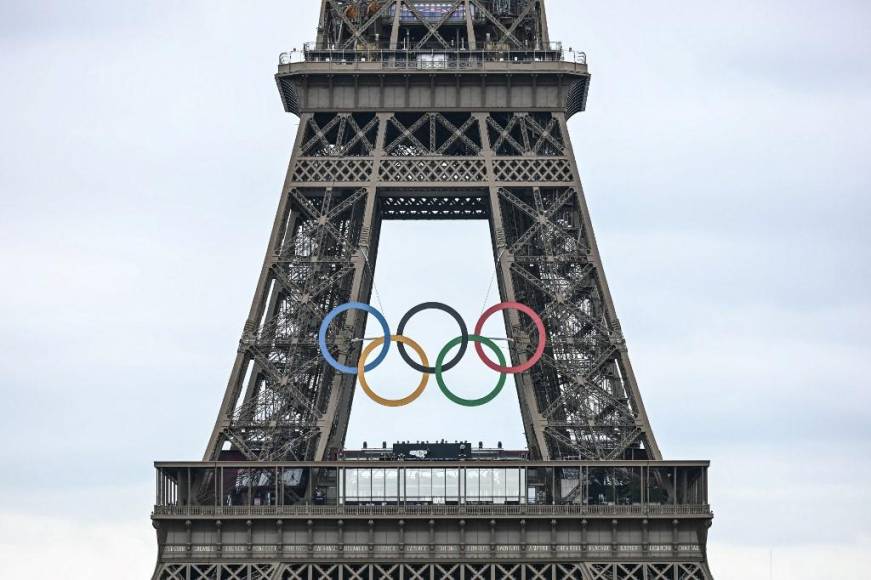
top-left (151, 2), bottom-right (715, 578)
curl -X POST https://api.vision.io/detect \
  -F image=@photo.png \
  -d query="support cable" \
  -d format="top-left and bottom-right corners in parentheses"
top-left (480, 248), bottom-right (506, 315)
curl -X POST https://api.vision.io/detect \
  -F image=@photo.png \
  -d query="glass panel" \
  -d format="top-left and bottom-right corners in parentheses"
top-left (315, 467), bottom-right (338, 505)
top-left (433, 468), bottom-right (446, 504)
top-left (586, 467), bottom-right (612, 505)
top-left (420, 469), bottom-right (433, 502)
top-left (372, 469), bottom-right (386, 502)
top-left (386, 468), bottom-right (399, 503)
top-left (190, 467), bottom-right (218, 507)
top-left (446, 468), bottom-right (460, 504)
top-left (493, 468), bottom-right (506, 504)
top-left (358, 469), bottom-right (372, 503)
top-left (280, 467), bottom-right (307, 506)
top-left (506, 468), bottom-right (520, 504)
top-left (256, 468), bottom-right (276, 506)
top-left (526, 468), bottom-right (546, 505)
top-left (227, 468), bottom-right (255, 506)
top-left (520, 468), bottom-right (527, 504)
top-left (614, 467), bottom-right (642, 505)
top-left (648, 467), bottom-right (675, 505)
top-left (342, 469), bottom-right (352, 503)
top-left (480, 468), bottom-right (494, 501)
top-left (406, 468), bottom-right (420, 503)
top-left (465, 469), bottom-right (479, 503)
top-left (676, 467), bottom-right (706, 504)
top-left (556, 467), bottom-right (582, 505)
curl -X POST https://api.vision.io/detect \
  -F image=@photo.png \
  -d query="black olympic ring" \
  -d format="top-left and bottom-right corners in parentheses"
top-left (396, 302), bottom-right (469, 374)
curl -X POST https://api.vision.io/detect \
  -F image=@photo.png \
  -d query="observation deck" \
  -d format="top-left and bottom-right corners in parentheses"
top-left (151, 453), bottom-right (712, 565)
top-left (154, 459), bottom-right (711, 520)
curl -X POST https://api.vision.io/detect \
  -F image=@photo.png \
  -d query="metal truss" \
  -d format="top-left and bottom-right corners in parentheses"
top-left (205, 108), bottom-right (660, 463)
top-left (206, 184), bottom-right (379, 461)
top-left (487, 112), bottom-right (566, 156)
top-left (492, 185), bottom-right (659, 460)
top-left (206, 0), bottom-right (660, 466)
top-left (301, 113), bottom-right (379, 157)
top-left (154, 562), bottom-right (712, 580)
top-left (385, 112), bottom-right (482, 157)
top-left (317, 0), bottom-right (551, 51)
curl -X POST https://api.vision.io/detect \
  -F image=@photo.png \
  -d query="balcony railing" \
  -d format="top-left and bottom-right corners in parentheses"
top-left (153, 502), bottom-right (712, 518)
top-left (278, 45), bottom-right (587, 70)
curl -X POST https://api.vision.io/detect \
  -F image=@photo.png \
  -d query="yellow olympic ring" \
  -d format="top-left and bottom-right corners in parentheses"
top-left (358, 335), bottom-right (429, 408)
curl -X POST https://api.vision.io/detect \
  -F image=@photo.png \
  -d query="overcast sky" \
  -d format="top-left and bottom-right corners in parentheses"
top-left (1, 1), bottom-right (870, 578)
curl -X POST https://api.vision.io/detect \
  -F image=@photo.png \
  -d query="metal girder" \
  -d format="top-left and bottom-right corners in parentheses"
top-left (303, 114), bottom-right (378, 157)
top-left (317, 0), bottom-right (549, 51)
top-left (488, 113), bottom-right (566, 156)
top-left (207, 3), bottom-right (660, 463)
top-left (386, 112), bottom-right (482, 157)
top-left (412, 0), bottom-right (465, 48)
top-left (154, 562), bottom-right (712, 580)
top-left (205, 107), bottom-right (661, 462)
top-left (402, 0), bottom-right (454, 49)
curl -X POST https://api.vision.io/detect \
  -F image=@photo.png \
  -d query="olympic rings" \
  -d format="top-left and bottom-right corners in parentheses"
top-left (358, 335), bottom-right (430, 407)
top-left (436, 335), bottom-right (507, 407)
top-left (397, 302), bottom-right (468, 374)
top-left (317, 301), bottom-right (548, 407)
top-left (319, 302), bottom-right (391, 375)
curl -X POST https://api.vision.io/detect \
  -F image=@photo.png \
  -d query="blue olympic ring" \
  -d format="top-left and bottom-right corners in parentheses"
top-left (318, 302), bottom-right (391, 375)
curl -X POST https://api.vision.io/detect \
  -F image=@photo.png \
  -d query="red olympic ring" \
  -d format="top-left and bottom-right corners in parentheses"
top-left (473, 302), bottom-right (547, 374)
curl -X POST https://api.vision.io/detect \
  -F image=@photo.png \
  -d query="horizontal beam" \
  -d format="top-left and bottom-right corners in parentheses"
top-left (155, 459), bottom-right (711, 469)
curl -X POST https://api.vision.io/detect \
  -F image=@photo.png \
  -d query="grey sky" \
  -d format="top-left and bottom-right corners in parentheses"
top-left (1, 1), bottom-right (870, 578)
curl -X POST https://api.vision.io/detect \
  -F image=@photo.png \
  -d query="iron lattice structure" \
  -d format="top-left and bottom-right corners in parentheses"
top-left (205, 0), bottom-right (659, 465)
top-left (155, 562), bottom-right (711, 580)
top-left (151, 2), bottom-right (715, 579)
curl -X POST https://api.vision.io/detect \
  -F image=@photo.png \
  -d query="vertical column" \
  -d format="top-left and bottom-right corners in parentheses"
top-left (464, 0), bottom-right (477, 49)
top-left (203, 112), bottom-right (313, 460)
top-left (556, 112), bottom-right (662, 460)
top-left (389, 0), bottom-right (402, 50)
top-left (315, 113), bottom-right (389, 460)
top-left (477, 111), bottom-right (550, 460)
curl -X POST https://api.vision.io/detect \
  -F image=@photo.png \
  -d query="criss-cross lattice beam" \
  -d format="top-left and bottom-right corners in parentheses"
top-left (385, 114), bottom-right (432, 154)
top-left (468, 0), bottom-right (525, 47)
top-left (497, 0), bottom-right (542, 48)
top-left (526, 114), bottom-right (565, 154)
top-left (301, 115), bottom-right (342, 155)
top-left (341, 0), bottom-right (399, 49)
top-left (488, 114), bottom-right (527, 155)
top-left (402, 0), bottom-right (453, 49)
top-left (435, 114), bottom-right (482, 155)
top-left (413, 0), bottom-right (465, 49)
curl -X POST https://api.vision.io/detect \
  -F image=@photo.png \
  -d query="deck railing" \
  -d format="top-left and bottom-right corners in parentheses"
top-left (278, 46), bottom-right (587, 69)
top-left (154, 503), bottom-right (712, 518)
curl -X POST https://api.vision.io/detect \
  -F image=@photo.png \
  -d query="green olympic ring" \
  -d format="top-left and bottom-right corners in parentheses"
top-left (435, 335), bottom-right (507, 408)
